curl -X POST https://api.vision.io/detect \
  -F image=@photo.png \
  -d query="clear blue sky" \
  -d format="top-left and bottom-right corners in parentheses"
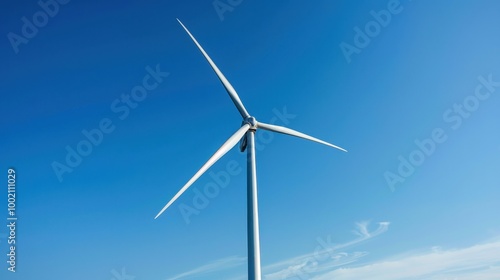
top-left (1, 0), bottom-right (500, 279)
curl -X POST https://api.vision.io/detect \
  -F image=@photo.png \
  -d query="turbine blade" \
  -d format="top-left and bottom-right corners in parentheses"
top-left (155, 124), bottom-right (251, 219)
top-left (176, 18), bottom-right (250, 119)
top-left (257, 122), bottom-right (347, 152)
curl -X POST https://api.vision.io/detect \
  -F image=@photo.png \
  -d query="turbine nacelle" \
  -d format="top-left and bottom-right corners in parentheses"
top-left (244, 116), bottom-right (258, 130)
top-left (239, 116), bottom-right (257, 152)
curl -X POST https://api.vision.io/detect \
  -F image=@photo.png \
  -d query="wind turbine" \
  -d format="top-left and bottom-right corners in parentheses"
top-left (155, 19), bottom-right (347, 280)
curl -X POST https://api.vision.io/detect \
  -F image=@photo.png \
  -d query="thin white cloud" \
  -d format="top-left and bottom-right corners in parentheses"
top-left (163, 225), bottom-right (500, 280)
top-left (165, 255), bottom-right (245, 280)
top-left (164, 221), bottom-right (390, 280)
top-left (264, 251), bottom-right (369, 280)
top-left (262, 221), bottom-right (390, 279)
top-left (312, 239), bottom-right (500, 280)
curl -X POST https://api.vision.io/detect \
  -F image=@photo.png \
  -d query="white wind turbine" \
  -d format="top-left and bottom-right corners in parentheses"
top-left (155, 19), bottom-right (347, 280)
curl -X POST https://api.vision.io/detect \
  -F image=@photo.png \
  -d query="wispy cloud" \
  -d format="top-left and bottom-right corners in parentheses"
top-left (161, 226), bottom-right (500, 280)
top-left (263, 221), bottom-right (390, 279)
top-left (264, 251), bottom-right (369, 280)
top-left (311, 239), bottom-right (500, 280)
top-left (165, 256), bottom-right (245, 280)
top-left (163, 221), bottom-right (390, 280)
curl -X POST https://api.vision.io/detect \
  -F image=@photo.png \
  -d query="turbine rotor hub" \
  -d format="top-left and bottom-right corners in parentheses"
top-left (243, 116), bottom-right (258, 130)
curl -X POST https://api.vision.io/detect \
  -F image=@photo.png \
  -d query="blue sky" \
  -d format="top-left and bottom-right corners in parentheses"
top-left (1, 0), bottom-right (500, 279)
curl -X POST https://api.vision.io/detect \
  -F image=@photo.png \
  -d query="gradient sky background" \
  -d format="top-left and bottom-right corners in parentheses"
top-left (1, 0), bottom-right (500, 279)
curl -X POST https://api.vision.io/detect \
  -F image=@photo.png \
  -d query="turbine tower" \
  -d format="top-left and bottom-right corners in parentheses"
top-left (155, 19), bottom-right (347, 280)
